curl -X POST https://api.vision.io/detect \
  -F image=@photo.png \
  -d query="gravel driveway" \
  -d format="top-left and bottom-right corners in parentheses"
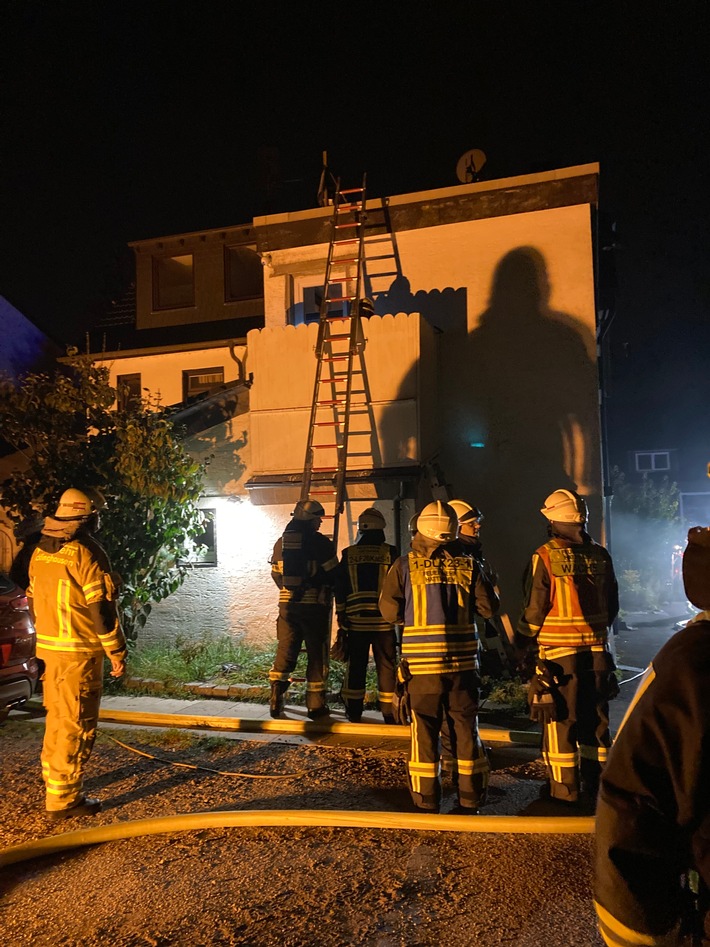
top-left (0, 718), bottom-right (603, 946)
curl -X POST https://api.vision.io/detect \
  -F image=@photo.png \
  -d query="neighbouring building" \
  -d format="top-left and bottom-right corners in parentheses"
top-left (92, 164), bottom-right (604, 646)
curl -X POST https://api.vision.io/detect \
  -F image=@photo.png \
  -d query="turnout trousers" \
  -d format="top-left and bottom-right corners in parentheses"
top-left (341, 630), bottom-right (397, 721)
top-left (269, 603), bottom-right (330, 712)
top-left (541, 659), bottom-right (612, 802)
top-left (407, 672), bottom-right (490, 811)
top-left (40, 651), bottom-right (103, 812)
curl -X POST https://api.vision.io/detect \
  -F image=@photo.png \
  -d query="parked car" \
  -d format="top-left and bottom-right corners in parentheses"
top-left (0, 572), bottom-right (39, 718)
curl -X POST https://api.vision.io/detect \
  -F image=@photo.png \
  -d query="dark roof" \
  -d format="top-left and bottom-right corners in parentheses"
top-left (88, 285), bottom-right (262, 353)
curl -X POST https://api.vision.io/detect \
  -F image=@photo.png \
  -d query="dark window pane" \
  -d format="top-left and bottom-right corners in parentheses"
top-left (153, 254), bottom-right (194, 309)
top-left (225, 246), bottom-right (263, 302)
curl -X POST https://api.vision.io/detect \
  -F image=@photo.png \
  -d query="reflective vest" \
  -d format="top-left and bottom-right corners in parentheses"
top-left (271, 526), bottom-right (338, 605)
top-left (29, 537), bottom-right (125, 659)
top-left (335, 540), bottom-right (398, 632)
top-left (401, 551), bottom-right (479, 676)
top-left (521, 538), bottom-right (613, 652)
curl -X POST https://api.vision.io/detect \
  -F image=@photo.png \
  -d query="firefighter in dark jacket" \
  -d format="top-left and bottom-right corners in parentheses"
top-left (379, 500), bottom-right (498, 812)
top-left (595, 526), bottom-right (710, 947)
top-left (335, 507), bottom-right (398, 723)
top-left (269, 499), bottom-right (339, 720)
top-left (517, 488), bottom-right (619, 805)
top-left (27, 488), bottom-right (127, 820)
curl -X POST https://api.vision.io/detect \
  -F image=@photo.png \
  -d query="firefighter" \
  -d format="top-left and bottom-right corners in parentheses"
top-left (517, 488), bottom-right (619, 806)
top-left (594, 526), bottom-right (710, 947)
top-left (379, 500), bottom-right (498, 813)
top-left (269, 499), bottom-right (339, 719)
top-left (448, 499), bottom-right (512, 677)
top-left (27, 488), bottom-right (127, 820)
top-left (335, 508), bottom-right (398, 723)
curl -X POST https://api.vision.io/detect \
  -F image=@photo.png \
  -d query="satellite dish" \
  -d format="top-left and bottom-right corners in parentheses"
top-left (456, 149), bottom-right (487, 184)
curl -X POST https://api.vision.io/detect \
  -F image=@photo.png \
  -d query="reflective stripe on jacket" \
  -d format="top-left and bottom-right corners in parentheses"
top-left (335, 538), bottom-right (398, 632)
top-left (271, 526), bottom-right (338, 605)
top-left (379, 544), bottom-right (498, 676)
top-left (29, 535), bottom-right (126, 659)
top-left (519, 538), bottom-right (617, 649)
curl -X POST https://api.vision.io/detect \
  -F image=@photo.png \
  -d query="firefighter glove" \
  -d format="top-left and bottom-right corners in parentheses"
top-left (602, 670), bottom-right (620, 701)
top-left (528, 663), bottom-right (559, 724)
top-left (391, 673), bottom-right (411, 726)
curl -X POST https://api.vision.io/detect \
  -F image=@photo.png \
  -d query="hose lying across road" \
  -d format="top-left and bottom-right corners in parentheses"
top-left (0, 708), bottom-right (594, 869)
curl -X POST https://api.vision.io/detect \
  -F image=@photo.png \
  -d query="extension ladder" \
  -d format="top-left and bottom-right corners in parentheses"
top-left (300, 174), bottom-right (371, 550)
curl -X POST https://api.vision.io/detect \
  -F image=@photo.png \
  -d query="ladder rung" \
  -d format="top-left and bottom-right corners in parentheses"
top-left (337, 202), bottom-right (362, 211)
top-left (326, 296), bottom-right (356, 303)
top-left (330, 256), bottom-right (359, 263)
top-left (312, 466), bottom-right (339, 472)
top-left (333, 238), bottom-right (360, 244)
top-left (325, 333), bottom-right (351, 340)
top-left (312, 443), bottom-right (342, 449)
top-left (309, 489), bottom-right (338, 495)
top-left (316, 400), bottom-right (346, 406)
top-left (321, 355), bottom-right (349, 362)
top-left (339, 187), bottom-right (364, 195)
top-left (335, 223), bottom-right (359, 230)
top-left (327, 276), bottom-right (351, 283)
top-left (313, 421), bottom-right (340, 426)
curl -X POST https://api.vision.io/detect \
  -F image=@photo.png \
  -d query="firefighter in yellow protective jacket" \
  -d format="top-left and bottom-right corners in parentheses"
top-left (517, 488), bottom-right (619, 806)
top-left (269, 500), bottom-right (339, 720)
top-left (379, 501), bottom-right (498, 812)
top-left (28, 488), bottom-right (127, 820)
top-left (335, 508), bottom-right (398, 723)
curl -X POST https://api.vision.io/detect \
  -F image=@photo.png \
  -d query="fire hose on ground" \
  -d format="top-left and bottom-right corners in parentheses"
top-left (0, 707), bottom-right (599, 868)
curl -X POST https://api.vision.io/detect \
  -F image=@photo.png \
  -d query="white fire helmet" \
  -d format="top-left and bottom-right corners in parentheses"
top-left (449, 499), bottom-right (483, 526)
top-left (416, 501), bottom-right (459, 542)
top-left (540, 489), bottom-right (588, 524)
top-left (358, 507), bottom-right (386, 532)
top-left (55, 488), bottom-right (97, 521)
top-left (292, 499), bottom-right (326, 521)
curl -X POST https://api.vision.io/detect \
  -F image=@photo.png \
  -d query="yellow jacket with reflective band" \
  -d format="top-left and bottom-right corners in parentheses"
top-left (335, 535), bottom-right (398, 632)
top-left (28, 528), bottom-right (126, 660)
top-left (379, 541), bottom-right (498, 676)
top-left (518, 537), bottom-right (618, 650)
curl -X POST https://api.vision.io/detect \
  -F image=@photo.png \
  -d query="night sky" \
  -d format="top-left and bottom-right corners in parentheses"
top-left (2, 2), bottom-right (708, 454)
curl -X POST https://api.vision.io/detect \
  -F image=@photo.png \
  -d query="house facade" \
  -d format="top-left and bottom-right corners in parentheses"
top-left (93, 164), bottom-right (603, 646)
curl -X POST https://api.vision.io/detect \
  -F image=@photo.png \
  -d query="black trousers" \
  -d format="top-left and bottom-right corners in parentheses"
top-left (407, 672), bottom-right (489, 811)
top-left (540, 651), bottom-right (613, 801)
top-left (341, 630), bottom-right (397, 721)
top-left (269, 603), bottom-right (330, 712)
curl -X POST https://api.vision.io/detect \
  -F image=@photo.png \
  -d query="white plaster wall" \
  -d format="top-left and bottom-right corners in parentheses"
top-left (248, 313), bottom-right (434, 474)
top-left (96, 344), bottom-right (247, 407)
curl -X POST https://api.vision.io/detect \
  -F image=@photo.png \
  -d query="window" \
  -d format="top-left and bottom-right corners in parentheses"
top-left (180, 509), bottom-right (217, 567)
top-left (224, 245), bottom-right (262, 302)
top-left (153, 254), bottom-right (194, 309)
top-left (183, 367), bottom-right (225, 401)
top-left (635, 451), bottom-right (671, 472)
top-left (116, 373), bottom-right (142, 410)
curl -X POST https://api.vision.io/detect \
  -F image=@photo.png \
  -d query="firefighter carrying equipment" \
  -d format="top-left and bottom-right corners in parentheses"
top-left (540, 488), bottom-right (588, 525)
top-left (416, 501), bottom-right (459, 543)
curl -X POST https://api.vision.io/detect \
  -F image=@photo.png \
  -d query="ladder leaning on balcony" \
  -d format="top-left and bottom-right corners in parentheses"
top-left (299, 173), bottom-right (371, 550)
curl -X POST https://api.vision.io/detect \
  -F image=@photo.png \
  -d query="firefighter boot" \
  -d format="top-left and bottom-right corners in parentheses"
top-left (270, 683), bottom-right (286, 719)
